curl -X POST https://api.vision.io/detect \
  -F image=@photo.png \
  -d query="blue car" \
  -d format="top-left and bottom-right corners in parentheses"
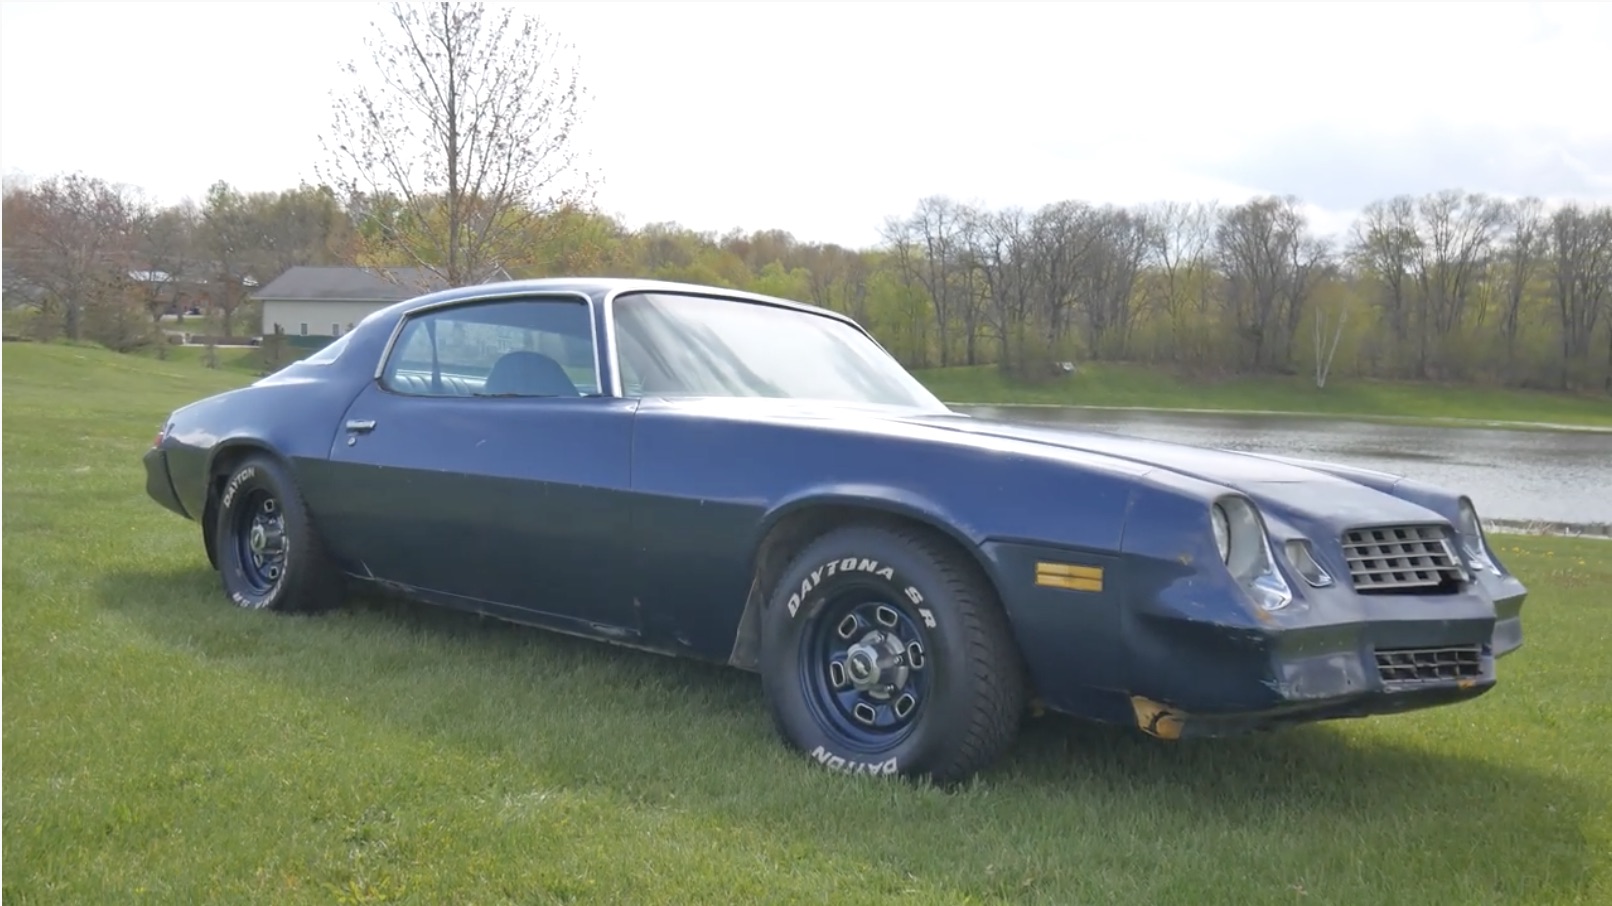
top-left (142, 278), bottom-right (1527, 783)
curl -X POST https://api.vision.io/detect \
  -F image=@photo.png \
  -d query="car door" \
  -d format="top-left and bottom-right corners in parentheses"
top-left (314, 293), bottom-right (641, 634)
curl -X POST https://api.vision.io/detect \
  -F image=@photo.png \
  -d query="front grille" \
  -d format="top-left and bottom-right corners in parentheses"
top-left (1341, 524), bottom-right (1465, 594)
top-left (1375, 645), bottom-right (1484, 685)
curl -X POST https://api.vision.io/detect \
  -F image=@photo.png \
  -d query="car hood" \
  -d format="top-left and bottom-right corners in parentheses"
top-left (640, 397), bottom-right (1443, 526)
top-left (899, 412), bottom-right (1442, 527)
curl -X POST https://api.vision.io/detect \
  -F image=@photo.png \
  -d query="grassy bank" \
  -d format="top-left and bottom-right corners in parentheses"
top-left (5, 342), bottom-right (1611, 904)
top-left (913, 363), bottom-right (1612, 429)
top-left (134, 342), bottom-right (295, 376)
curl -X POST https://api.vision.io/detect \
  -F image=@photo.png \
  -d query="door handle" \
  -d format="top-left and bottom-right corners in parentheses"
top-left (345, 418), bottom-right (377, 434)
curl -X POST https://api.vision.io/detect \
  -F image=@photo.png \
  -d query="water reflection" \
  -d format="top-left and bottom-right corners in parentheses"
top-left (956, 405), bottom-right (1612, 527)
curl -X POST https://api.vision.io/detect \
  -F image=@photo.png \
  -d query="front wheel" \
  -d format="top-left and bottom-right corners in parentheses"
top-left (759, 525), bottom-right (1026, 784)
top-left (214, 454), bottom-right (341, 613)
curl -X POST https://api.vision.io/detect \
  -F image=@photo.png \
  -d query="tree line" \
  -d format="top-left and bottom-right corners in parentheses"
top-left (2, 176), bottom-right (355, 348)
top-left (6, 2), bottom-right (1607, 393)
top-left (872, 192), bottom-right (1612, 392)
top-left (3, 175), bottom-right (1610, 393)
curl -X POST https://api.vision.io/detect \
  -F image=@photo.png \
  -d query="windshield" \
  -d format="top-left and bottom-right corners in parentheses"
top-left (612, 291), bottom-right (947, 411)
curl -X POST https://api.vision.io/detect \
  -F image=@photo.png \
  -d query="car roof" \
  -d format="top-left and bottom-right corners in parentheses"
top-left (386, 276), bottom-right (857, 327)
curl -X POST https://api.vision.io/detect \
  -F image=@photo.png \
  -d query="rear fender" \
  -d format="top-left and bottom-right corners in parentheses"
top-left (163, 374), bottom-right (369, 517)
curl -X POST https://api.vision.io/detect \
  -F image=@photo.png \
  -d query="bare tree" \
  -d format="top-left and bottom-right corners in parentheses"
top-left (4, 173), bottom-right (138, 341)
top-left (1138, 201), bottom-right (1218, 365)
top-left (1349, 196), bottom-right (1420, 376)
top-left (1282, 233), bottom-right (1333, 378)
top-left (1548, 204), bottom-right (1612, 388)
top-left (1142, 201), bottom-right (1216, 317)
top-left (1025, 201), bottom-right (1097, 354)
top-left (2, 178), bottom-right (48, 313)
top-left (963, 206), bottom-right (1034, 373)
top-left (800, 243), bottom-right (871, 322)
top-left (1311, 299), bottom-right (1347, 389)
top-left (1410, 190), bottom-right (1506, 376)
top-left (1215, 197), bottom-right (1320, 372)
top-left (1073, 206), bottom-right (1151, 360)
top-left (877, 221), bottom-right (937, 366)
top-left (881, 197), bottom-right (983, 367)
top-left (131, 200), bottom-right (196, 322)
top-left (1495, 197), bottom-right (1546, 366)
top-left (321, 2), bottom-right (593, 286)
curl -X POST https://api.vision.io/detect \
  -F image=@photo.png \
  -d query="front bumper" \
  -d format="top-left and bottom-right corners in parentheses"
top-left (143, 447), bottom-right (190, 519)
top-left (1123, 573), bottom-right (1528, 738)
top-left (1130, 644), bottom-right (1499, 740)
top-left (984, 539), bottom-right (1527, 737)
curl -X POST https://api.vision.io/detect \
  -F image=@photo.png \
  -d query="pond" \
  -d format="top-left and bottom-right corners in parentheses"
top-left (955, 405), bottom-right (1612, 531)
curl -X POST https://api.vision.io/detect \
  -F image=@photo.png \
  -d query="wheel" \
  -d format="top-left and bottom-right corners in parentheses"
top-left (214, 454), bottom-right (341, 613)
top-left (759, 524), bottom-right (1026, 784)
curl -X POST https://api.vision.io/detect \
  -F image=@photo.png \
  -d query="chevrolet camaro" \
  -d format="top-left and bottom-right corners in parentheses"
top-left (142, 278), bottom-right (1527, 783)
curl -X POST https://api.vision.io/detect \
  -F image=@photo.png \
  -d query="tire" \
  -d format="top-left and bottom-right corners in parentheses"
top-left (214, 454), bottom-right (341, 613)
top-left (759, 524), bottom-right (1026, 784)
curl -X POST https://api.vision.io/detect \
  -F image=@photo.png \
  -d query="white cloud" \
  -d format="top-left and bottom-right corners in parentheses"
top-left (3, 1), bottom-right (1607, 247)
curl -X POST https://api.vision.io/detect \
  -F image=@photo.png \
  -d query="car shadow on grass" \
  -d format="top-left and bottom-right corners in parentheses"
top-left (95, 566), bottom-right (1603, 902)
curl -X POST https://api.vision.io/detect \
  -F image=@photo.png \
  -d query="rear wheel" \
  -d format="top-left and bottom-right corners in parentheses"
top-left (759, 524), bottom-right (1026, 784)
top-left (214, 454), bottom-right (341, 613)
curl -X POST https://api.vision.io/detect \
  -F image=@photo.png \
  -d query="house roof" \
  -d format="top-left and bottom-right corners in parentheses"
top-left (251, 266), bottom-right (452, 303)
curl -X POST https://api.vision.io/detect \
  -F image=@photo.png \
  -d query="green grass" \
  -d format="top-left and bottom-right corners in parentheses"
top-left (914, 363), bottom-right (1612, 430)
top-left (136, 343), bottom-right (290, 376)
top-left (5, 342), bottom-right (1611, 904)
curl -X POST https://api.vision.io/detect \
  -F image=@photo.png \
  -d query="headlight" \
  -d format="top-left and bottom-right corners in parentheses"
top-left (1211, 504), bottom-right (1230, 563)
top-left (1211, 496), bottom-right (1293, 611)
top-left (1457, 497), bottom-right (1501, 575)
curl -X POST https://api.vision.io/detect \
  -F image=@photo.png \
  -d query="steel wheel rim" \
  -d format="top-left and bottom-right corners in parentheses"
top-left (234, 488), bottom-right (287, 595)
top-left (800, 589), bottom-right (932, 748)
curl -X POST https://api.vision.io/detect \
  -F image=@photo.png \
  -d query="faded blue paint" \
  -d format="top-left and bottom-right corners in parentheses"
top-left (142, 277), bottom-right (1529, 735)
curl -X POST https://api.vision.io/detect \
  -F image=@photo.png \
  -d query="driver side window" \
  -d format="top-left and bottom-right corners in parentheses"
top-left (381, 297), bottom-right (599, 398)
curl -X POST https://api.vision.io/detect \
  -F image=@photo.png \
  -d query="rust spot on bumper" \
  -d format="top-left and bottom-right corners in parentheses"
top-left (1130, 695), bottom-right (1186, 740)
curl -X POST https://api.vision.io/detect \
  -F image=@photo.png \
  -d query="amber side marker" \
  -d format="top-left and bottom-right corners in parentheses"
top-left (1034, 561), bottom-right (1104, 593)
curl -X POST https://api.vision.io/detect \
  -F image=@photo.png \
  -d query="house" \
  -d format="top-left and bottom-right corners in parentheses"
top-left (128, 270), bottom-right (248, 318)
top-left (251, 266), bottom-right (510, 341)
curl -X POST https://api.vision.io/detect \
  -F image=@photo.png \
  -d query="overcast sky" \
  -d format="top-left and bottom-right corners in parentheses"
top-left (3, 0), bottom-right (1609, 247)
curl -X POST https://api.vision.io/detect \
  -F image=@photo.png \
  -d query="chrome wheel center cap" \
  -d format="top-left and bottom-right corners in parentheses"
top-left (845, 644), bottom-right (881, 689)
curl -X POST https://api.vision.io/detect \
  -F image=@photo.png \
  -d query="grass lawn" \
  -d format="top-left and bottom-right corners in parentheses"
top-left (4, 342), bottom-right (1610, 904)
top-left (131, 341), bottom-right (318, 377)
top-left (138, 343), bottom-right (284, 376)
top-left (914, 363), bottom-right (1612, 430)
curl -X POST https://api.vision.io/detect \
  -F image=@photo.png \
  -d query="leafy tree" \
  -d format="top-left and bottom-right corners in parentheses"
top-left (8, 158), bottom-right (1611, 394)
top-left (197, 181), bottom-right (261, 337)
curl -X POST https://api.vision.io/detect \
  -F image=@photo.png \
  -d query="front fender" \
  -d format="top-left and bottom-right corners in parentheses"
top-left (757, 484), bottom-right (991, 557)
